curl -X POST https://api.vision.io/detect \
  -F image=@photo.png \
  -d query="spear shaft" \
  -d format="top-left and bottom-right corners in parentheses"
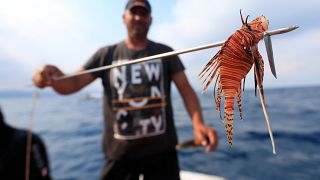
top-left (56, 26), bottom-right (298, 81)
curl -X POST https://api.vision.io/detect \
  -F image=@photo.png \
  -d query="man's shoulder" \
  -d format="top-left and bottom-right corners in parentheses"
top-left (97, 42), bottom-right (121, 53)
top-left (148, 40), bottom-right (174, 52)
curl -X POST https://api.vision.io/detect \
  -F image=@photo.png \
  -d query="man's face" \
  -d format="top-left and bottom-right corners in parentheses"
top-left (123, 7), bottom-right (152, 39)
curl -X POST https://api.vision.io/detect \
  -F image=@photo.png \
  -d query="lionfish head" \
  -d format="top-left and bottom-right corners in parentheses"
top-left (249, 15), bottom-right (269, 32)
top-left (240, 10), bottom-right (269, 32)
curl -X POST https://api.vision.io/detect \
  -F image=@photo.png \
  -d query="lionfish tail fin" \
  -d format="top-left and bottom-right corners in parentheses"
top-left (224, 99), bottom-right (235, 146)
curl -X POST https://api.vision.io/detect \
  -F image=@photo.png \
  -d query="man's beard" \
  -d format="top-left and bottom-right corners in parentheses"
top-left (130, 23), bottom-right (149, 39)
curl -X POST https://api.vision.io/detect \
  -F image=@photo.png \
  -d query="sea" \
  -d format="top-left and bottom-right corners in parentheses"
top-left (0, 86), bottom-right (319, 180)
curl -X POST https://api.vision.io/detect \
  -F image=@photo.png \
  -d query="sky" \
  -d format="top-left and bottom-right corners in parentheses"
top-left (0, 0), bottom-right (319, 92)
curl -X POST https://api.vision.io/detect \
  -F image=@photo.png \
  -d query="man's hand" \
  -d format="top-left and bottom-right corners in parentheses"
top-left (32, 65), bottom-right (63, 88)
top-left (172, 71), bottom-right (218, 153)
top-left (194, 123), bottom-right (218, 153)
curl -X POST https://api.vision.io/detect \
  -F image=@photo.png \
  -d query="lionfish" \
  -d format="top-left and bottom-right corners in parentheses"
top-left (199, 11), bottom-right (276, 154)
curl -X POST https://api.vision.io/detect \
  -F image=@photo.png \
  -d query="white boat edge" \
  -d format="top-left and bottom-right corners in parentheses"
top-left (180, 170), bottom-right (225, 180)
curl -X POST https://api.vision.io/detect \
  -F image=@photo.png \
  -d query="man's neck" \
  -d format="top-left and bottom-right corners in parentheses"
top-left (124, 37), bottom-right (148, 51)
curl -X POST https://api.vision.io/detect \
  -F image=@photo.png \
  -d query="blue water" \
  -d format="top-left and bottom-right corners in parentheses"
top-left (0, 86), bottom-right (319, 180)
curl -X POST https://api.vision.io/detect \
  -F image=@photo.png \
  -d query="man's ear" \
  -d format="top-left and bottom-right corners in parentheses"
top-left (122, 14), bottom-right (125, 24)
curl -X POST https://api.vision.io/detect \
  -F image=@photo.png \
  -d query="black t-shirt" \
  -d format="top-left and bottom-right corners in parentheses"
top-left (84, 40), bottom-right (185, 160)
top-left (0, 128), bottom-right (51, 179)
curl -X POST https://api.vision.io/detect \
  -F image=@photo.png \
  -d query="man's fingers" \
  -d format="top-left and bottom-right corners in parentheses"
top-left (194, 125), bottom-right (219, 153)
top-left (209, 129), bottom-right (218, 145)
top-left (32, 78), bottom-right (45, 88)
top-left (195, 130), bottom-right (207, 146)
top-left (32, 68), bottom-right (44, 88)
top-left (206, 129), bottom-right (218, 152)
top-left (33, 65), bottom-right (58, 88)
top-left (44, 65), bottom-right (57, 84)
top-left (201, 135), bottom-right (208, 146)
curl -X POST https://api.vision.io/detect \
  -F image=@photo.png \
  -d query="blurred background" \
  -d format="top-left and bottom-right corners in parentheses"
top-left (1, 0), bottom-right (319, 90)
top-left (1, 0), bottom-right (319, 179)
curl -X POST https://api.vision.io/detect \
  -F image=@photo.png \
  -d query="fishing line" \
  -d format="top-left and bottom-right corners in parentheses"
top-left (25, 90), bottom-right (40, 180)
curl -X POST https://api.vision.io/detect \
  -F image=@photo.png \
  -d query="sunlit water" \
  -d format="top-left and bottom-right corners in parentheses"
top-left (1, 86), bottom-right (319, 180)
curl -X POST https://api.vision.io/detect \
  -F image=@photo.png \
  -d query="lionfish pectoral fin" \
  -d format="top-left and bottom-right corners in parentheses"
top-left (236, 90), bottom-right (243, 120)
top-left (214, 75), bottom-right (223, 119)
top-left (199, 53), bottom-right (222, 94)
top-left (254, 68), bottom-right (258, 97)
top-left (254, 56), bottom-right (265, 97)
top-left (253, 54), bottom-right (265, 97)
top-left (213, 78), bottom-right (223, 121)
top-left (201, 65), bottom-right (220, 94)
top-left (254, 65), bottom-right (276, 154)
top-left (198, 51), bottom-right (220, 79)
top-left (264, 33), bottom-right (277, 79)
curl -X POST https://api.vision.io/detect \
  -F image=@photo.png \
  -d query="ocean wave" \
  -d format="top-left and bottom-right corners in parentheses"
top-left (245, 131), bottom-right (320, 144)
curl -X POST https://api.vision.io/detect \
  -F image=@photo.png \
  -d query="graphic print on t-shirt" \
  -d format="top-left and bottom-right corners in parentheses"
top-left (110, 59), bottom-right (166, 140)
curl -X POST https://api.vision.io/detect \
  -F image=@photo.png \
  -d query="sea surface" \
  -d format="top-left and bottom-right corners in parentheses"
top-left (0, 86), bottom-right (319, 180)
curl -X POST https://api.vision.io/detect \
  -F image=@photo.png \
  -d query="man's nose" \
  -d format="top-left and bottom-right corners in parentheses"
top-left (133, 14), bottom-right (142, 21)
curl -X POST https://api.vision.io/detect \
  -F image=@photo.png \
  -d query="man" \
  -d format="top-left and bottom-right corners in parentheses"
top-left (32, 0), bottom-right (218, 179)
top-left (0, 107), bottom-right (51, 179)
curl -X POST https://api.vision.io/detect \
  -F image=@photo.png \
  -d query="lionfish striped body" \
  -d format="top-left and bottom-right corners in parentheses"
top-left (199, 12), bottom-right (269, 145)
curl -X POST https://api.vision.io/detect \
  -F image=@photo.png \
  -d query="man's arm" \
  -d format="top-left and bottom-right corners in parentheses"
top-left (172, 71), bottom-right (218, 152)
top-left (32, 65), bottom-right (96, 95)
